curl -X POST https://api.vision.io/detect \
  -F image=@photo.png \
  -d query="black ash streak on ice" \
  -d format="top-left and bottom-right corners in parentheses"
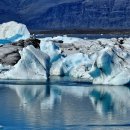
top-left (0, 38), bottom-right (40, 66)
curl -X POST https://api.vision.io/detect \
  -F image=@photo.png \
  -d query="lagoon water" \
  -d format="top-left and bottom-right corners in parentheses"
top-left (0, 78), bottom-right (130, 130)
top-left (36, 34), bottom-right (130, 39)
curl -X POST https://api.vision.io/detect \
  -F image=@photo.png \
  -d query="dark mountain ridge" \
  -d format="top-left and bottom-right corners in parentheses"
top-left (1, 0), bottom-right (130, 30)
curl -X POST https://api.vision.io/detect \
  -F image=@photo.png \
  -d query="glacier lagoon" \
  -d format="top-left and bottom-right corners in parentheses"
top-left (1, 21), bottom-right (130, 129)
top-left (0, 78), bottom-right (130, 130)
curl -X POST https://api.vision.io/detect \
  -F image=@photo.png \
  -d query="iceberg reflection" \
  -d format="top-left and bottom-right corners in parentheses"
top-left (9, 84), bottom-right (61, 110)
top-left (8, 83), bottom-right (130, 116)
top-left (0, 82), bottom-right (130, 129)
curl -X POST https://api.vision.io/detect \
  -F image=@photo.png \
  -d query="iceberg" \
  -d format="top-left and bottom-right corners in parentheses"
top-left (50, 53), bottom-right (94, 79)
top-left (0, 21), bottom-right (30, 44)
top-left (88, 46), bottom-right (130, 85)
top-left (40, 40), bottom-right (62, 63)
top-left (50, 58), bottom-right (64, 76)
top-left (0, 46), bottom-right (50, 79)
top-left (48, 36), bottom-right (130, 85)
top-left (0, 22), bottom-right (130, 86)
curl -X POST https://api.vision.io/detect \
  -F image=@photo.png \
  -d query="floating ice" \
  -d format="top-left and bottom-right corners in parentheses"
top-left (0, 21), bottom-right (30, 44)
top-left (50, 53), bottom-right (94, 79)
top-left (0, 46), bottom-right (50, 79)
top-left (88, 46), bottom-right (130, 85)
top-left (49, 36), bottom-right (130, 85)
top-left (0, 30), bottom-right (130, 85)
top-left (40, 40), bottom-right (61, 63)
top-left (53, 35), bottom-right (83, 44)
top-left (50, 58), bottom-right (64, 76)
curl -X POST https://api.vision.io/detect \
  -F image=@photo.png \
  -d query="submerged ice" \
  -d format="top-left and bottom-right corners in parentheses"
top-left (1, 21), bottom-right (130, 85)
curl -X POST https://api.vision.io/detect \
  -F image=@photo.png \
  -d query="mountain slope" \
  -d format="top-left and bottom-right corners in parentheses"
top-left (0, 0), bottom-right (130, 29)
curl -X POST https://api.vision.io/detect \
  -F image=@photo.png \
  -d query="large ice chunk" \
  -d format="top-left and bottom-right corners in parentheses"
top-left (50, 58), bottom-right (64, 76)
top-left (50, 36), bottom-right (130, 85)
top-left (62, 53), bottom-right (92, 75)
top-left (50, 53), bottom-right (94, 80)
top-left (0, 21), bottom-right (30, 44)
top-left (89, 46), bottom-right (130, 85)
top-left (40, 40), bottom-right (61, 63)
top-left (0, 46), bottom-right (50, 79)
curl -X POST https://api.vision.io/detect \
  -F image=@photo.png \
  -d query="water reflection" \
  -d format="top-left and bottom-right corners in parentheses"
top-left (9, 84), bottom-right (61, 111)
top-left (0, 82), bottom-right (130, 129)
top-left (9, 84), bottom-right (130, 115)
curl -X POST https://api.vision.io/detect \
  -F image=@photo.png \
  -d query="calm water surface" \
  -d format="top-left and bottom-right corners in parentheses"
top-left (36, 34), bottom-right (130, 39)
top-left (0, 78), bottom-right (130, 130)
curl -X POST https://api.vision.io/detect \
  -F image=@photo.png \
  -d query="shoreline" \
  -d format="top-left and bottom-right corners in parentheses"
top-left (30, 29), bottom-right (130, 35)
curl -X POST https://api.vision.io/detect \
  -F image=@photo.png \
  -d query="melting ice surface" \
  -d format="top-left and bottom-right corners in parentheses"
top-left (1, 21), bottom-right (130, 85)
top-left (0, 21), bottom-right (30, 44)
top-left (0, 78), bottom-right (130, 130)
